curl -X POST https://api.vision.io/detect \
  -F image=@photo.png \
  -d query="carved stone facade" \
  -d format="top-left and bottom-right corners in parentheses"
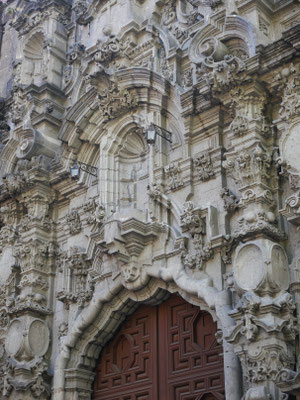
top-left (0, 0), bottom-right (299, 399)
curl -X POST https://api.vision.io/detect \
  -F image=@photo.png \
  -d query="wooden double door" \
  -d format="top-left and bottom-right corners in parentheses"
top-left (93, 294), bottom-right (225, 400)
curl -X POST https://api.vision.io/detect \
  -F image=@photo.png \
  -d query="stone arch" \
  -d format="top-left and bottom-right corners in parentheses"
top-left (54, 266), bottom-right (241, 400)
top-left (58, 68), bottom-right (184, 149)
top-left (54, 277), bottom-right (229, 399)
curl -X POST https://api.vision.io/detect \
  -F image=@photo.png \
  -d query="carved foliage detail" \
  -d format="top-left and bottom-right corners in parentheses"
top-left (223, 144), bottom-right (272, 189)
top-left (164, 162), bottom-right (183, 191)
top-left (180, 202), bottom-right (212, 270)
top-left (90, 81), bottom-right (138, 121)
top-left (194, 152), bottom-right (215, 182)
top-left (57, 247), bottom-right (92, 308)
top-left (66, 209), bottom-right (81, 235)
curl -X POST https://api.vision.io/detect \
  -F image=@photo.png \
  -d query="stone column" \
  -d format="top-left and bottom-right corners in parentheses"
top-left (2, 182), bottom-right (56, 399)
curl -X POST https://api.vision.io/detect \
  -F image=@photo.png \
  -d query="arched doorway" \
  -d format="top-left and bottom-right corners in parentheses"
top-left (93, 294), bottom-right (225, 400)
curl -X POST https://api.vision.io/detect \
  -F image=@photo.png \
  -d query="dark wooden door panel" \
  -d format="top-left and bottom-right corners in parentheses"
top-left (158, 295), bottom-right (224, 400)
top-left (93, 294), bottom-right (225, 400)
top-left (93, 305), bottom-right (158, 400)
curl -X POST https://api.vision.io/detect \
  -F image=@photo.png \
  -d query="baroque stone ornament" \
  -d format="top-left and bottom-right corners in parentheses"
top-left (90, 80), bottom-right (138, 121)
top-left (164, 162), bottom-right (183, 191)
top-left (57, 247), bottom-right (92, 309)
top-left (66, 209), bottom-right (81, 235)
top-left (201, 55), bottom-right (248, 93)
top-left (82, 199), bottom-right (105, 227)
top-left (72, 0), bottom-right (89, 23)
top-left (180, 202), bottom-right (213, 270)
top-left (227, 240), bottom-right (296, 399)
top-left (278, 65), bottom-right (300, 122)
top-left (193, 152), bottom-right (215, 182)
top-left (0, 1), bottom-right (299, 399)
top-left (220, 187), bottom-right (238, 212)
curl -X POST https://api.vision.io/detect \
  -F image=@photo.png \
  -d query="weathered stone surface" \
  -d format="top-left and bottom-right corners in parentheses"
top-left (0, 0), bottom-right (299, 399)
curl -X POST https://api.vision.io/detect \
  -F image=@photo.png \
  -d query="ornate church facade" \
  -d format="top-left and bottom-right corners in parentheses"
top-left (0, 0), bottom-right (300, 399)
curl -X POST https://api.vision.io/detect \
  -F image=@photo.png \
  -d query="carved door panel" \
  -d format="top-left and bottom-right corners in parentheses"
top-left (93, 304), bottom-right (158, 400)
top-left (93, 295), bottom-right (224, 400)
top-left (158, 295), bottom-right (225, 400)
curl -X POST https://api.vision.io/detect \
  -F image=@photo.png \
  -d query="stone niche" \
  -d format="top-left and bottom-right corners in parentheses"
top-left (282, 122), bottom-right (300, 174)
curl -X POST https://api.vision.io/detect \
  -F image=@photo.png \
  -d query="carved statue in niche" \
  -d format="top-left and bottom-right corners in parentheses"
top-left (22, 32), bottom-right (46, 87)
top-left (117, 130), bottom-right (148, 211)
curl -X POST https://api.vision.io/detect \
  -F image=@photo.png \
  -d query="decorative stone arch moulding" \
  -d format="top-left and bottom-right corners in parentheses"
top-left (0, 138), bottom-right (20, 177)
top-left (54, 275), bottom-right (242, 400)
top-left (58, 67), bottom-right (184, 169)
top-left (279, 120), bottom-right (300, 176)
top-left (188, 15), bottom-right (256, 65)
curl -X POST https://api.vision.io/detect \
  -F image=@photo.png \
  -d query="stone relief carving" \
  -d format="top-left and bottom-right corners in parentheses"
top-left (226, 240), bottom-right (295, 398)
top-left (278, 64), bottom-right (300, 122)
top-left (164, 162), bottom-right (183, 191)
top-left (201, 55), bottom-right (248, 93)
top-left (94, 26), bottom-right (129, 65)
top-left (193, 152), bottom-right (215, 182)
top-left (58, 322), bottom-right (68, 339)
top-left (90, 80), bottom-right (138, 121)
top-left (223, 143), bottom-right (272, 190)
top-left (12, 10), bottom-right (51, 36)
top-left (161, 0), bottom-right (188, 45)
top-left (66, 209), bottom-right (81, 235)
top-left (228, 88), bottom-right (271, 138)
top-left (57, 247), bottom-right (92, 309)
top-left (233, 210), bottom-right (285, 241)
top-left (3, 316), bottom-right (51, 398)
top-left (83, 199), bottom-right (106, 227)
top-left (0, 1), bottom-right (298, 399)
top-left (220, 187), bottom-right (238, 212)
top-left (72, 0), bottom-right (89, 23)
top-left (180, 202), bottom-right (213, 270)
